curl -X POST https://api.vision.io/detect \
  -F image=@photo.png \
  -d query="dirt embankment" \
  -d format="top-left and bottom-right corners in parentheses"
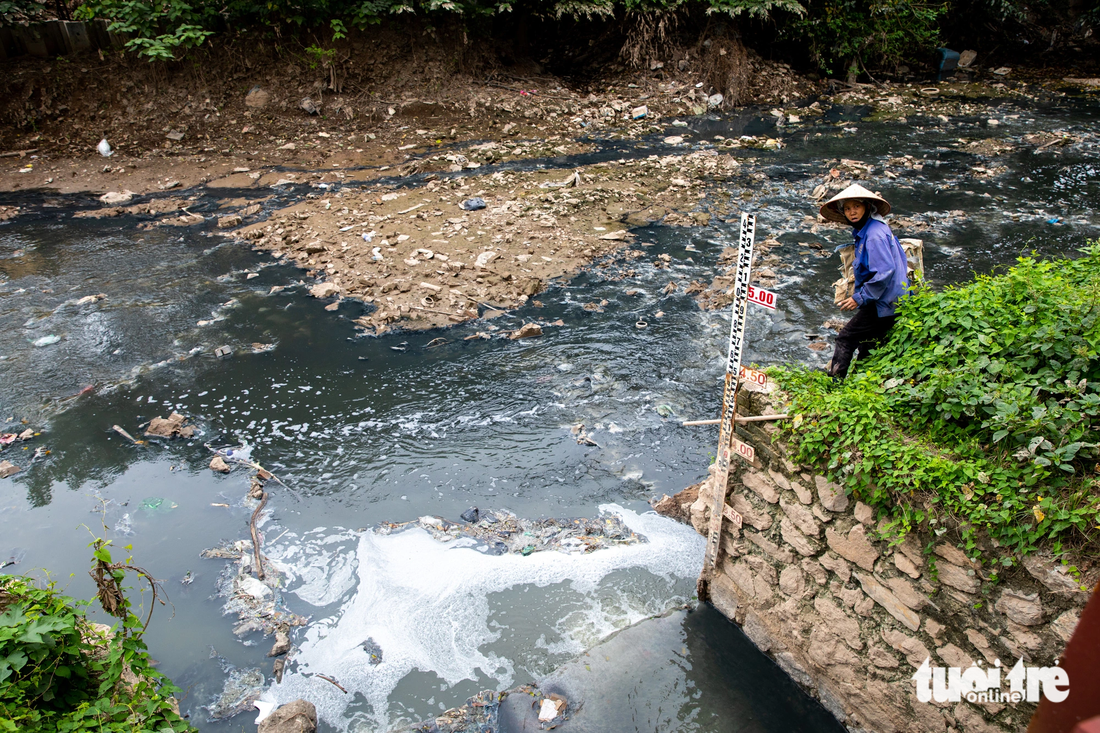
top-left (0, 26), bottom-right (812, 194)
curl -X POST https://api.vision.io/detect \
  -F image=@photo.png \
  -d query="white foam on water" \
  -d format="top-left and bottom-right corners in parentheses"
top-left (270, 530), bottom-right (361, 608)
top-left (259, 506), bottom-right (704, 731)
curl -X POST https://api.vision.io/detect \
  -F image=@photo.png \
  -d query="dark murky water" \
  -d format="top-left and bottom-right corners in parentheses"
top-left (1, 91), bottom-right (1097, 731)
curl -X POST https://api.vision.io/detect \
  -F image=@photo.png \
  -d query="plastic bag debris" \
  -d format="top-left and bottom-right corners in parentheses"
top-left (139, 497), bottom-right (178, 513)
top-left (114, 513), bottom-right (133, 536)
top-left (32, 335), bottom-right (61, 347)
top-left (97, 139), bottom-right (113, 157)
top-left (460, 197), bottom-right (487, 211)
top-left (378, 509), bottom-right (645, 556)
top-left (99, 191), bottom-right (133, 205)
top-left (299, 97), bottom-right (320, 115)
top-left (0, 461), bottom-right (19, 479)
top-left (538, 694), bottom-right (567, 722)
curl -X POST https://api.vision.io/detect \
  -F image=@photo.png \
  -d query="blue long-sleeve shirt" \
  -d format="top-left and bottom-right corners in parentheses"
top-left (851, 218), bottom-right (909, 317)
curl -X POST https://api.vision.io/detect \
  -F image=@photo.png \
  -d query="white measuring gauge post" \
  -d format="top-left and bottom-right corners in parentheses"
top-left (701, 213), bottom-right (756, 580)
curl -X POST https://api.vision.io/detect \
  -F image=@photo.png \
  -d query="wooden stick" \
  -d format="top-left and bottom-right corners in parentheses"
top-left (250, 491), bottom-right (268, 581)
top-left (111, 425), bottom-right (143, 444)
top-left (682, 414), bottom-right (789, 426)
top-left (316, 674), bottom-right (348, 694)
top-left (452, 292), bottom-right (511, 311)
top-left (0, 149), bottom-right (38, 158)
top-left (410, 304), bottom-right (463, 317)
top-left (250, 464), bottom-right (302, 502)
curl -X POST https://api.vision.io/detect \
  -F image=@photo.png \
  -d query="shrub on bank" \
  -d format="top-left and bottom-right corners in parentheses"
top-left (0, 544), bottom-right (194, 732)
top-left (781, 0), bottom-right (947, 77)
top-left (773, 245), bottom-right (1100, 562)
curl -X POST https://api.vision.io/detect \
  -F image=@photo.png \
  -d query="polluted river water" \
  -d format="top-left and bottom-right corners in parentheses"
top-left (1, 90), bottom-right (1098, 731)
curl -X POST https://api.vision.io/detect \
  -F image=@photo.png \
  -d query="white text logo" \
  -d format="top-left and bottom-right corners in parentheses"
top-left (913, 658), bottom-right (1069, 704)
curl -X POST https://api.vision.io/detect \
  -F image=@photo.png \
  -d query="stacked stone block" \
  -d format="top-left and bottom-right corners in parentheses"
top-left (674, 380), bottom-right (1093, 733)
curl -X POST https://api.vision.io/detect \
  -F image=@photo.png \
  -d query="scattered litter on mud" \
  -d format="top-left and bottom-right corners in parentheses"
top-left (378, 509), bottom-right (646, 556)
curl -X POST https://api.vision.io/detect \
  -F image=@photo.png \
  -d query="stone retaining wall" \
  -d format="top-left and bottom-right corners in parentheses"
top-left (660, 379), bottom-right (1095, 733)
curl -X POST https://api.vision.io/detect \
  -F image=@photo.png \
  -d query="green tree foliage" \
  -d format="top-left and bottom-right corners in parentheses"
top-left (782, 0), bottom-right (948, 75)
top-left (0, 542), bottom-right (194, 732)
top-left (774, 245), bottom-right (1100, 559)
top-left (71, 0), bottom-right (804, 59)
top-left (0, 0), bottom-right (47, 25)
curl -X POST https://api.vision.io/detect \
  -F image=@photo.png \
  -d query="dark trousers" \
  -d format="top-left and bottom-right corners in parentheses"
top-left (829, 307), bottom-right (897, 378)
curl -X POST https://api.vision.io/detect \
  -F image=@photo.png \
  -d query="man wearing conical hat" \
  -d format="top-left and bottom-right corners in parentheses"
top-left (820, 184), bottom-right (909, 378)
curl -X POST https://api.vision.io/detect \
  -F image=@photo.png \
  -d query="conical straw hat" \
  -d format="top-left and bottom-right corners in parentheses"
top-left (819, 183), bottom-right (892, 223)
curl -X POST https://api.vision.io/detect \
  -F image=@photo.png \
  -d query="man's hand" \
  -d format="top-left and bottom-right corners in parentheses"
top-left (839, 297), bottom-right (858, 311)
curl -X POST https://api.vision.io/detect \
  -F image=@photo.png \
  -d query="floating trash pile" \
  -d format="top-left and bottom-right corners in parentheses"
top-left (0, 426), bottom-right (46, 479)
top-left (392, 685), bottom-right (568, 733)
top-left (202, 539), bottom-right (309, 638)
top-left (378, 509), bottom-right (647, 556)
top-left (205, 658), bottom-right (266, 721)
top-left (393, 689), bottom-right (506, 733)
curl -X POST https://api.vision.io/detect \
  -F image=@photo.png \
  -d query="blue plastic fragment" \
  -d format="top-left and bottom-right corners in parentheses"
top-left (936, 48), bottom-right (960, 80)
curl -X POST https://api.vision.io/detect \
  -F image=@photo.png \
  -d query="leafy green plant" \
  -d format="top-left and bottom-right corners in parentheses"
top-left (304, 43), bottom-right (338, 69)
top-left (74, 0), bottom-right (215, 60)
top-left (772, 244), bottom-right (1100, 557)
top-left (0, 541), bottom-right (193, 732)
top-left (0, 0), bottom-right (46, 25)
top-left (782, 0), bottom-right (947, 76)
